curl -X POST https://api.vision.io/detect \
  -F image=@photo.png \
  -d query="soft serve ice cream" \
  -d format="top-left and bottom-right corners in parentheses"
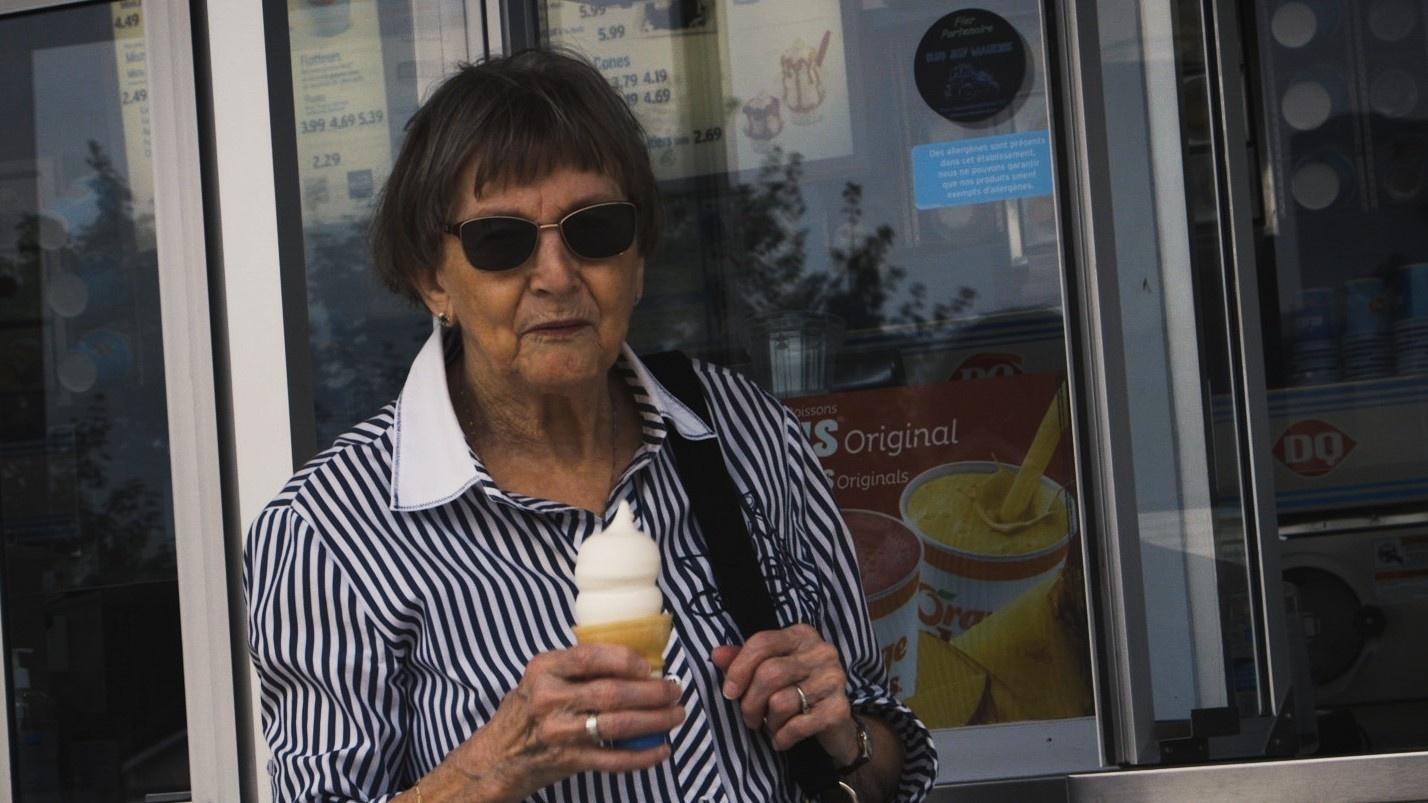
top-left (574, 500), bottom-right (664, 626)
top-left (571, 501), bottom-right (674, 749)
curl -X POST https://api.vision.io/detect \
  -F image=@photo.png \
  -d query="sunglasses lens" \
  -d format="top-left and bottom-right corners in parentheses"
top-left (562, 203), bottom-right (638, 260)
top-left (460, 217), bottom-right (537, 271)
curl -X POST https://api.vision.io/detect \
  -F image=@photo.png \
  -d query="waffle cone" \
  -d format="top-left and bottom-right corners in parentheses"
top-left (572, 612), bottom-right (673, 673)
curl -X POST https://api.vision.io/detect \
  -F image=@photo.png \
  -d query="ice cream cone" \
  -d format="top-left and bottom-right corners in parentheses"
top-left (572, 611), bottom-right (674, 673)
top-left (572, 611), bottom-right (674, 750)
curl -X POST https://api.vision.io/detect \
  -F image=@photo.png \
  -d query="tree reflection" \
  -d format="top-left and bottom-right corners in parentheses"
top-left (733, 148), bottom-right (974, 333)
top-left (3, 140), bottom-right (172, 588)
top-left (302, 223), bottom-right (428, 452)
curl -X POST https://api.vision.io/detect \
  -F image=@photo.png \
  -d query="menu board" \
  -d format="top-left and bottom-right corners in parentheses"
top-left (111, 0), bottom-right (154, 234)
top-left (545, 0), bottom-right (853, 181)
top-left (288, 0), bottom-right (392, 226)
top-left (791, 374), bottom-right (1093, 728)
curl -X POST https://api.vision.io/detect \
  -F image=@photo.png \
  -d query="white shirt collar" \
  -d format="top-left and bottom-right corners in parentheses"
top-left (390, 326), bottom-right (713, 512)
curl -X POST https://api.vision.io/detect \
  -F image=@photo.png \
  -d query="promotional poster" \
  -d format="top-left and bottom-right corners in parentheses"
top-left (792, 372), bottom-right (1094, 728)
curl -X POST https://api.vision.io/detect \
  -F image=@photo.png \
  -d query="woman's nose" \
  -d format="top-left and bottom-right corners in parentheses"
top-left (527, 225), bottom-right (580, 295)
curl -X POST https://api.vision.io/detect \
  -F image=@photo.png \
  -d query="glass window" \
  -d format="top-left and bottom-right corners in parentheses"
top-left (540, 0), bottom-right (1094, 781)
top-left (1246, 0), bottom-right (1428, 757)
top-left (284, 0), bottom-right (473, 451)
top-left (0, 2), bottom-right (188, 799)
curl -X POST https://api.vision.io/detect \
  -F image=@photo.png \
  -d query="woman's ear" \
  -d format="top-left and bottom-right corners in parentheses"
top-left (415, 263), bottom-right (451, 322)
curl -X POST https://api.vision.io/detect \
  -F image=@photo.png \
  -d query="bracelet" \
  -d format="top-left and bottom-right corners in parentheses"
top-left (412, 782), bottom-right (424, 803)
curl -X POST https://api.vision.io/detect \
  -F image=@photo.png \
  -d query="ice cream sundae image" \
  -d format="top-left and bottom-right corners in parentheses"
top-left (742, 93), bottom-right (784, 152)
top-left (571, 500), bottom-right (673, 748)
top-left (780, 32), bottom-right (831, 125)
top-left (945, 63), bottom-right (1001, 105)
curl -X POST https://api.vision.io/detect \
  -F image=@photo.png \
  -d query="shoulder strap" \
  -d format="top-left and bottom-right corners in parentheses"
top-left (641, 351), bottom-right (839, 801)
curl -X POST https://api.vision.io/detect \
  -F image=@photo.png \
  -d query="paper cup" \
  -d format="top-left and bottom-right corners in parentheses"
top-left (844, 508), bottom-right (922, 698)
top-left (901, 461), bottom-right (1074, 640)
top-left (1399, 263), bottom-right (1428, 320)
top-left (1343, 278), bottom-right (1390, 337)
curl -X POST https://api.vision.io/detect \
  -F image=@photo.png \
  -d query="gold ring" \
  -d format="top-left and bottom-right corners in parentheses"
top-left (585, 712), bottom-right (602, 744)
top-left (795, 685), bottom-right (811, 715)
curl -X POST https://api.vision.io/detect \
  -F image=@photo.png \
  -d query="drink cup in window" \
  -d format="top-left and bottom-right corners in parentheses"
top-left (1343, 278), bottom-right (1390, 338)
top-left (843, 509), bottom-right (921, 698)
top-left (901, 461), bottom-right (1073, 640)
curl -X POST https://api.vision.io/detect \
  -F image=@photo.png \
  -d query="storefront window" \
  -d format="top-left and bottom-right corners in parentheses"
top-left (541, 0), bottom-right (1094, 782)
top-left (0, 2), bottom-right (187, 798)
top-left (283, 0), bottom-right (473, 451)
top-left (1246, 0), bottom-right (1428, 756)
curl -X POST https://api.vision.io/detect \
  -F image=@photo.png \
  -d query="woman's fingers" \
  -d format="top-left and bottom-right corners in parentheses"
top-left (575, 741), bottom-right (674, 774)
top-left (770, 692), bottom-right (850, 751)
top-left (719, 625), bottom-right (813, 699)
top-left (738, 655), bottom-right (803, 728)
top-left (537, 700), bottom-right (686, 747)
top-left (761, 660), bottom-right (844, 739)
top-left (537, 642), bottom-right (652, 681)
top-left (568, 676), bottom-right (683, 716)
top-left (766, 669), bottom-right (850, 751)
top-left (586, 704), bottom-right (688, 743)
top-left (713, 625), bottom-right (859, 754)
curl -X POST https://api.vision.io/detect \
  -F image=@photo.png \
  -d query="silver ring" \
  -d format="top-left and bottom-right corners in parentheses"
top-left (795, 685), bottom-right (811, 715)
top-left (585, 712), bottom-right (602, 744)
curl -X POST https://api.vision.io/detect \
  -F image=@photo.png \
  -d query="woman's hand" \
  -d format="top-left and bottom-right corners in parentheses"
top-left (710, 624), bottom-right (861, 766)
top-left (439, 644), bottom-right (685, 801)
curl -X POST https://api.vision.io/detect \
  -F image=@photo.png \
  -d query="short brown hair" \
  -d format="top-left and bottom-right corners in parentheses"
top-left (371, 49), bottom-right (662, 303)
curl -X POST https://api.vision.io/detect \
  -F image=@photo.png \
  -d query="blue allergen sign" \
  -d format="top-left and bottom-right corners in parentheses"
top-left (912, 131), bottom-right (1053, 209)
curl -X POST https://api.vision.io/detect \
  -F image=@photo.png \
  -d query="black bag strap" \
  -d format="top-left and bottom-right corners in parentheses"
top-left (641, 351), bottom-right (839, 801)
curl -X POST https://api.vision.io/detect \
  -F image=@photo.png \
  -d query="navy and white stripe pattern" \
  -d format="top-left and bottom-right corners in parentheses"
top-left (245, 328), bottom-right (937, 802)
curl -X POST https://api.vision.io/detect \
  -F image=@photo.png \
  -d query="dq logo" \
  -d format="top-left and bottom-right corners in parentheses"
top-left (952, 352), bottom-right (1023, 381)
top-left (1273, 419), bottom-right (1357, 477)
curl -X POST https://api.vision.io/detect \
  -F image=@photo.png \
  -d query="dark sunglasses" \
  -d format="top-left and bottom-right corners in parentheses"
top-left (441, 201), bottom-right (639, 272)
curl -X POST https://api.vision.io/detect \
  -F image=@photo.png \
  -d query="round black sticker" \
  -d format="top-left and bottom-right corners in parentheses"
top-left (914, 9), bottom-right (1027, 123)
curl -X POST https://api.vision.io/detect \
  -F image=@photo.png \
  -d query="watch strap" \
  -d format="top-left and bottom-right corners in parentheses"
top-left (836, 715), bottom-right (873, 776)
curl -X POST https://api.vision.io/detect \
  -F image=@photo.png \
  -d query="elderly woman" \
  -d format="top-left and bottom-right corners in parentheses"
top-left (245, 50), bottom-right (936, 802)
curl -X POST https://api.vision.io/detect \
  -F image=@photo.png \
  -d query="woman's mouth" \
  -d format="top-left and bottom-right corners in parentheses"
top-left (526, 319), bottom-right (591, 338)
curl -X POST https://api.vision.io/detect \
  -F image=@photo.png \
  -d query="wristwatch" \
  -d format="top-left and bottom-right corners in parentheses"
top-left (804, 717), bottom-right (873, 803)
top-left (836, 714), bottom-right (873, 776)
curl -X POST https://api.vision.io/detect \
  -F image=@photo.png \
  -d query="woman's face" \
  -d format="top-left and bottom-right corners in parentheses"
top-left (422, 166), bottom-right (644, 395)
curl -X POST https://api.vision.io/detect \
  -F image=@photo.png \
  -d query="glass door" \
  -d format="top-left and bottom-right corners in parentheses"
top-left (0, 1), bottom-right (219, 799)
top-left (1241, 0), bottom-right (1428, 758)
top-left (1056, 0), bottom-right (1298, 767)
top-left (530, 0), bottom-right (1099, 783)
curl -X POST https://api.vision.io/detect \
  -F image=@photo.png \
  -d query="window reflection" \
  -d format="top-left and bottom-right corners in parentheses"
top-left (286, 0), bottom-right (465, 451)
top-left (0, 3), bottom-right (187, 799)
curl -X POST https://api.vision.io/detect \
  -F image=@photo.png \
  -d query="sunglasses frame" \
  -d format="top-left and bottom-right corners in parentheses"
top-left (441, 200), bottom-right (639, 272)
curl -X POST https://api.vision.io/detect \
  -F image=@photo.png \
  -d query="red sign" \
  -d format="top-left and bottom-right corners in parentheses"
top-left (1273, 419), bottom-right (1357, 477)
top-left (789, 373), bottom-right (1072, 516)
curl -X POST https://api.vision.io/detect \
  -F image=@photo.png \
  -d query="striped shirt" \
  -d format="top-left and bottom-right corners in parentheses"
top-left (245, 328), bottom-right (938, 802)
